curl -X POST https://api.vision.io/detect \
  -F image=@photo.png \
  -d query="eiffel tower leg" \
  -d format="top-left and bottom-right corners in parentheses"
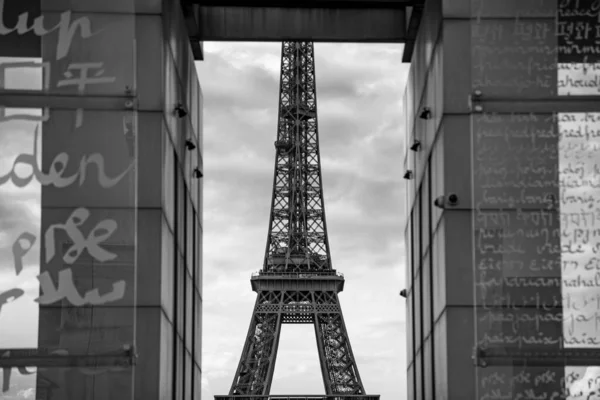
top-left (229, 291), bottom-right (283, 395)
top-left (313, 291), bottom-right (365, 395)
top-left (314, 309), bottom-right (334, 394)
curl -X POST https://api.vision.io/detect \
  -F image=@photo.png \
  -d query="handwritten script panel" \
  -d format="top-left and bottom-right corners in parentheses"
top-left (471, 0), bottom-right (600, 97)
top-left (473, 112), bottom-right (559, 210)
top-left (472, 1), bottom-right (600, 399)
top-left (559, 112), bottom-right (600, 353)
top-left (472, 18), bottom-right (559, 97)
top-left (0, 1), bottom-right (138, 398)
top-left (478, 366), bottom-right (597, 400)
top-left (474, 110), bottom-right (600, 398)
top-left (474, 113), bottom-right (563, 352)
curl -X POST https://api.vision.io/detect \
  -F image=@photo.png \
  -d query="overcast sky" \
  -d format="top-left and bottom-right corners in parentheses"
top-left (195, 42), bottom-right (410, 399)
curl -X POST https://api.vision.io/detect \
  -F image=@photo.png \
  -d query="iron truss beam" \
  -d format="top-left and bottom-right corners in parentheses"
top-left (229, 290), bottom-right (365, 396)
top-left (263, 42), bottom-right (332, 273)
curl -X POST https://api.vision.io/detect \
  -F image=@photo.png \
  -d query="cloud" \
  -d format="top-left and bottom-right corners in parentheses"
top-left (197, 42), bottom-right (409, 400)
top-left (0, 116), bottom-right (42, 277)
top-left (18, 388), bottom-right (35, 399)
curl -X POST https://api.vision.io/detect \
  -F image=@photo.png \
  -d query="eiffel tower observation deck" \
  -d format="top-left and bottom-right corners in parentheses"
top-left (215, 42), bottom-right (379, 400)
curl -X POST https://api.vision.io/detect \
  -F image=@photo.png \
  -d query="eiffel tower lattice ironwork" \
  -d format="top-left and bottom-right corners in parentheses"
top-left (220, 42), bottom-right (377, 400)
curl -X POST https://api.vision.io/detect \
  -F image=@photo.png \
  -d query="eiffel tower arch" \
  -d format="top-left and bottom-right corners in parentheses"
top-left (217, 42), bottom-right (377, 400)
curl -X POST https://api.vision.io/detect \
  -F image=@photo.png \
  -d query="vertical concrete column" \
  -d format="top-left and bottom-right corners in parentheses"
top-left (403, 1), bottom-right (445, 399)
top-left (466, 2), bottom-right (563, 400)
top-left (157, 1), bottom-right (204, 399)
top-left (427, 1), bottom-right (564, 399)
top-left (36, 1), bottom-right (145, 399)
top-left (407, 0), bottom-right (600, 399)
top-left (0, 0), bottom-right (201, 399)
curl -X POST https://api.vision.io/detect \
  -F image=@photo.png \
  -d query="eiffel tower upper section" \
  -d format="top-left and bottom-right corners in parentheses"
top-left (263, 41), bottom-right (333, 275)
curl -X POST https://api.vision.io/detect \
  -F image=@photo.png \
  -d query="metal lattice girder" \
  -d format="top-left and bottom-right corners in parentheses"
top-left (313, 294), bottom-right (364, 395)
top-left (229, 290), bottom-right (365, 396)
top-left (264, 42), bottom-right (331, 273)
top-left (230, 310), bottom-right (282, 395)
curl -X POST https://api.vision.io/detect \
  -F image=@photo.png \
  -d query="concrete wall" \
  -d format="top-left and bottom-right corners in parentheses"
top-left (403, 1), bottom-right (445, 398)
top-left (403, 1), bottom-right (575, 399)
top-left (0, 0), bottom-right (202, 399)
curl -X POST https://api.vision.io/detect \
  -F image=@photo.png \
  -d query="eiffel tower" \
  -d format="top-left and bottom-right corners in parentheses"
top-left (220, 42), bottom-right (376, 399)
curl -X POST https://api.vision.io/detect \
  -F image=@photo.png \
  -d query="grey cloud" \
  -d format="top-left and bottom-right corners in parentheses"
top-left (364, 318), bottom-right (406, 334)
top-left (314, 43), bottom-right (404, 86)
top-left (0, 193), bottom-right (38, 234)
top-left (202, 108), bottom-right (276, 163)
top-left (199, 51), bottom-right (279, 113)
top-left (0, 192), bottom-right (40, 273)
top-left (351, 178), bottom-right (404, 216)
top-left (317, 106), bottom-right (404, 158)
top-left (329, 215), bottom-right (401, 251)
top-left (204, 171), bottom-right (272, 228)
top-left (316, 72), bottom-right (361, 100)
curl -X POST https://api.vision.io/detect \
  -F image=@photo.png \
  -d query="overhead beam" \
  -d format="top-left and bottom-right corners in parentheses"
top-left (401, 0), bottom-right (424, 62)
top-left (195, 6), bottom-right (408, 42)
top-left (190, 0), bottom-right (413, 8)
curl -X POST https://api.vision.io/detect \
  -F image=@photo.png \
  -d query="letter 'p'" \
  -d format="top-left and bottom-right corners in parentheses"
top-left (12, 232), bottom-right (36, 275)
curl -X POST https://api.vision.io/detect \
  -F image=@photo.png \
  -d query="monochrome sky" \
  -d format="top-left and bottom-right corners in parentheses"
top-left (195, 42), bottom-right (410, 399)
